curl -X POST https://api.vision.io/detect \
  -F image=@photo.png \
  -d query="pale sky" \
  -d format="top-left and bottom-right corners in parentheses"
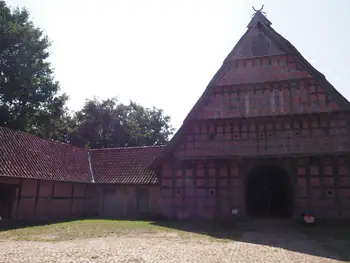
top-left (5, 0), bottom-right (350, 131)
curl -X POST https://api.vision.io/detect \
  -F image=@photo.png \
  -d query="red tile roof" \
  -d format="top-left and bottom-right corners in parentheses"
top-left (0, 126), bottom-right (92, 182)
top-left (0, 126), bottom-right (164, 184)
top-left (90, 146), bottom-right (164, 184)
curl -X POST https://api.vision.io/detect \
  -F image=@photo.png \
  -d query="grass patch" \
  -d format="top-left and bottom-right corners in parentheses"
top-left (0, 219), bottom-right (242, 242)
top-left (301, 225), bottom-right (350, 262)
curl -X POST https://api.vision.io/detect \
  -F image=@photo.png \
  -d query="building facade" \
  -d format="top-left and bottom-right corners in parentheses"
top-left (151, 9), bottom-right (350, 221)
top-left (1, 9), bottom-right (350, 222)
top-left (0, 127), bottom-right (161, 221)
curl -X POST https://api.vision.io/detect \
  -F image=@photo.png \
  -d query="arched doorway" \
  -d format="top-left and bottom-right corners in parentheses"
top-left (245, 164), bottom-right (293, 218)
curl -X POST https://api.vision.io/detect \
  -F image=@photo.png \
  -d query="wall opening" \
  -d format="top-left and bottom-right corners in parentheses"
top-left (0, 184), bottom-right (17, 219)
top-left (137, 187), bottom-right (150, 214)
top-left (245, 165), bottom-right (293, 218)
top-left (102, 188), bottom-right (116, 217)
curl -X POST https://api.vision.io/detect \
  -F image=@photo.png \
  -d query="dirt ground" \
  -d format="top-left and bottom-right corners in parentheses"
top-left (0, 232), bottom-right (345, 263)
top-left (0, 220), bottom-right (348, 263)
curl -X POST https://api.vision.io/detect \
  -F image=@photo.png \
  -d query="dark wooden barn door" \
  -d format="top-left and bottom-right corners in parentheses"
top-left (0, 184), bottom-right (16, 219)
top-left (102, 188), bottom-right (116, 217)
top-left (136, 188), bottom-right (150, 214)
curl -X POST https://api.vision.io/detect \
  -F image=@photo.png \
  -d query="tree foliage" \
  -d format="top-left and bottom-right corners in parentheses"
top-left (0, 1), bottom-right (67, 138)
top-left (0, 1), bottom-right (174, 147)
top-left (70, 97), bottom-right (174, 148)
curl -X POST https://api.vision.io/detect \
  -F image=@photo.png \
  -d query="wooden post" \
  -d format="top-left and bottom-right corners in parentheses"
top-left (70, 183), bottom-right (75, 215)
top-left (123, 185), bottom-right (127, 217)
top-left (171, 160), bottom-right (176, 218)
top-left (204, 159), bottom-right (209, 218)
top-left (306, 158), bottom-right (311, 211)
top-left (100, 186), bottom-right (104, 214)
top-left (227, 160), bottom-right (232, 218)
top-left (193, 160), bottom-right (198, 218)
top-left (84, 184), bottom-right (88, 215)
top-left (333, 156), bottom-right (341, 218)
top-left (181, 160), bottom-right (185, 218)
top-left (215, 160), bottom-right (219, 218)
top-left (51, 182), bottom-right (55, 217)
top-left (34, 179), bottom-right (40, 217)
top-left (15, 179), bottom-right (22, 220)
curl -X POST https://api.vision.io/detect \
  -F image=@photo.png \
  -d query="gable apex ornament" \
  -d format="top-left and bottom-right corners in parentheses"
top-left (252, 5), bottom-right (266, 16)
top-left (252, 5), bottom-right (264, 12)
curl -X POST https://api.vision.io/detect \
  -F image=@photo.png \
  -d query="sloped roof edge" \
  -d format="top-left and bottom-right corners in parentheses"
top-left (149, 20), bottom-right (350, 169)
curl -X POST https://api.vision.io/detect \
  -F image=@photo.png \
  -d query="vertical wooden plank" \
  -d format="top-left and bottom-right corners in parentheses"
top-left (288, 80), bottom-right (293, 113)
top-left (245, 91), bottom-right (250, 115)
top-left (214, 121), bottom-right (218, 153)
top-left (182, 160), bottom-right (187, 218)
top-left (255, 121), bottom-right (259, 154)
top-left (227, 160), bottom-right (232, 217)
top-left (279, 83), bottom-right (284, 113)
top-left (270, 85), bottom-right (275, 114)
top-left (272, 117), bottom-right (277, 154)
top-left (346, 154), bottom-right (350, 217)
top-left (193, 160), bottom-right (198, 218)
top-left (204, 159), bottom-right (209, 216)
top-left (34, 179), bottom-right (40, 217)
top-left (236, 90), bottom-right (240, 116)
top-left (171, 160), bottom-right (176, 219)
top-left (290, 116), bottom-right (294, 153)
top-left (253, 85), bottom-right (257, 115)
top-left (306, 158), bottom-right (311, 211)
top-left (336, 118), bottom-right (342, 152)
top-left (281, 118), bottom-right (286, 154)
top-left (70, 183), bottom-right (75, 215)
top-left (319, 157), bottom-right (326, 200)
top-left (15, 179), bottom-right (22, 220)
top-left (315, 83), bottom-right (320, 110)
top-left (51, 182), bottom-right (55, 217)
top-left (101, 186), bottom-right (105, 214)
top-left (215, 160), bottom-right (219, 218)
top-left (308, 114), bottom-right (312, 153)
top-left (237, 158), bottom-right (244, 218)
top-left (306, 79), bottom-right (311, 112)
top-left (84, 183), bottom-right (88, 215)
top-left (296, 81), bottom-right (302, 113)
top-left (298, 117), bottom-right (303, 152)
top-left (290, 157), bottom-right (299, 219)
top-left (263, 121), bottom-right (268, 154)
top-left (333, 156), bottom-right (341, 218)
top-left (123, 185), bottom-right (127, 217)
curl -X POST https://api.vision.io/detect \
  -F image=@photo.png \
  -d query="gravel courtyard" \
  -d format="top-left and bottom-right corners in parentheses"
top-left (0, 220), bottom-right (347, 263)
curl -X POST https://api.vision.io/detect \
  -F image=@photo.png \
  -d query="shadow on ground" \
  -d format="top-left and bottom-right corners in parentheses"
top-left (152, 219), bottom-right (350, 262)
top-left (0, 217), bottom-right (349, 261)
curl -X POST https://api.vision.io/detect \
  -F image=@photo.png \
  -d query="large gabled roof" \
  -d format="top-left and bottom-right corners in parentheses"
top-left (150, 9), bottom-right (350, 169)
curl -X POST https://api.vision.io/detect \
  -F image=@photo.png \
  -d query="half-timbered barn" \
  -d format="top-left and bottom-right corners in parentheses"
top-left (151, 9), bottom-right (350, 221)
top-left (0, 9), bottom-right (350, 222)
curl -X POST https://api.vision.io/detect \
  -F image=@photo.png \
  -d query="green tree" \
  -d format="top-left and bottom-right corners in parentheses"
top-left (71, 97), bottom-right (174, 148)
top-left (120, 101), bottom-right (174, 146)
top-left (70, 97), bottom-right (128, 148)
top-left (0, 1), bottom-right (68, 138)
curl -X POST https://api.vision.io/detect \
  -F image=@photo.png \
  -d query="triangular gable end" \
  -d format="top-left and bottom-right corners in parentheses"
top-left (227, 22), bottom-right (286, 60)
top-left (150, 8), bottom-right (350, 169)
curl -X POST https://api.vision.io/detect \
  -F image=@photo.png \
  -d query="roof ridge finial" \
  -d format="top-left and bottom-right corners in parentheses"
top-left (252, 5), bottom-right (266, 16)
